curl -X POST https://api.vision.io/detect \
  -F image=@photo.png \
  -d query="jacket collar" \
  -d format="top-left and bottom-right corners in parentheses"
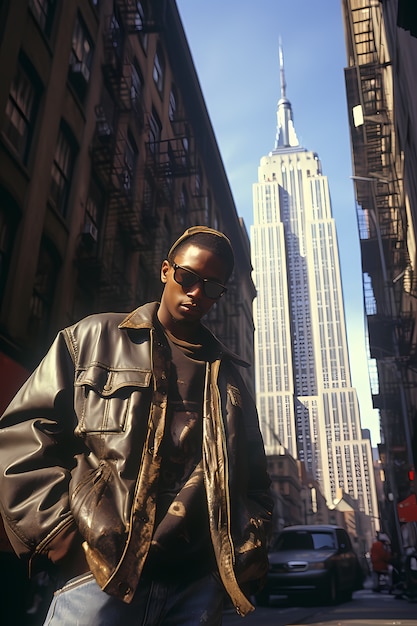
top-left (119, 302), bottom-right (249, 367)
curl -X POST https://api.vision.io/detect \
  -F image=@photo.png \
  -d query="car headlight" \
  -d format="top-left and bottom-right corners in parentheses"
top-left (308, 562), bottom-right (326, 570)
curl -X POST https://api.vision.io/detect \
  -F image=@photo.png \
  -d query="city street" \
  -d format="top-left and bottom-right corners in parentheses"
top-left (223, 584), bottom-right (417, 625)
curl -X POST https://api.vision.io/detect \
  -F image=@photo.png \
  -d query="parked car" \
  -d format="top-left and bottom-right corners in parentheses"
top-left (256, 524), bottom-right (363, 606)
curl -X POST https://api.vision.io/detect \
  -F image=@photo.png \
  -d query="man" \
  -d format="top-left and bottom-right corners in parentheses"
top-left (370, 533), bottom-right (392, 592)
top-left (0, 226), bottom-right (273, 625)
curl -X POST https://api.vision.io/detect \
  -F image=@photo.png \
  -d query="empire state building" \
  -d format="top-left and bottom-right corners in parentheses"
top-left (251, 48), bottom-right (378, 519)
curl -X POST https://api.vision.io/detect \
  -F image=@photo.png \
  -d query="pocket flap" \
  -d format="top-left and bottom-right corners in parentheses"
top-left (75, 365), bottom-right (152, 396)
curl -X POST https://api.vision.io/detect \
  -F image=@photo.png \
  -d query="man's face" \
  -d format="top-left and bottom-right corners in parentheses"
top-left (158, 243), bottom-right (227, 339)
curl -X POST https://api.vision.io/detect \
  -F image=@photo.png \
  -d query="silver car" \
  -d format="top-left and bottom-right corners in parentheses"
top-left (257, 524), bottom-right (363, 606)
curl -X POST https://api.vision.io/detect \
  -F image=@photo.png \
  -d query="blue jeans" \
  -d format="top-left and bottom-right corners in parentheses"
top-left (43, 571), bottom-right (224, 625)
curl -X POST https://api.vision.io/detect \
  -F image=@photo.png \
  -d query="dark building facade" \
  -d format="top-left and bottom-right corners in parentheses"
top-left (0, 0), bottom-right (256, 411)
top-left (342, 0), bottom-right (417, 552)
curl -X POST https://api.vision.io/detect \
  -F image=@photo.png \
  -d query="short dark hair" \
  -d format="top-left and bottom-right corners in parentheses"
top-left (168, 231), bottom-right (234, 281)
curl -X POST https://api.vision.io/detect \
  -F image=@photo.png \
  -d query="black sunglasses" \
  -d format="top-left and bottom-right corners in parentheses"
top-left (172, 263), bottom-right (227, 299)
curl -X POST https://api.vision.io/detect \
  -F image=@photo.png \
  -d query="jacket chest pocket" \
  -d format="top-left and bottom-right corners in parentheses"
top-left (74, 365), bottom-right (152, 433)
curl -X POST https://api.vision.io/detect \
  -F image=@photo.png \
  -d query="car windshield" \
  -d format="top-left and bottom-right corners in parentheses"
top-left (274, 530), bottom-right (336, 551)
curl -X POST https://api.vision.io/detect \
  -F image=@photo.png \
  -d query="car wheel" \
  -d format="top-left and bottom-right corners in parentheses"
top-left (325, 575), bottom-right (339, 605)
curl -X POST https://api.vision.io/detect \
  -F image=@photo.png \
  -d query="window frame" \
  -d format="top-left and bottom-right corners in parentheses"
top-left (152, 43), bottom-right (165, 96)
top-left (29, 0), bottom-right (56, 37)
top-left (148, 108), bottom-right (161, 157)
top-left (49, 124), bottom-right (77, 218)
top-left (68, 14), bottom-right (94, 100)
top-left (3, 56), bottom-right (41, 164)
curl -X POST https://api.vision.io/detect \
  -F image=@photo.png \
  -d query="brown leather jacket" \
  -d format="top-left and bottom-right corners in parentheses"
top-left (0, 302), bottom-right (272, 616)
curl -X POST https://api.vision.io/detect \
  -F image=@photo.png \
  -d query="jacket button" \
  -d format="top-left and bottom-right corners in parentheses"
top-left (118, 582), bottom-right (131, 596)
top-left (148, 446), bottom-right (154, 455)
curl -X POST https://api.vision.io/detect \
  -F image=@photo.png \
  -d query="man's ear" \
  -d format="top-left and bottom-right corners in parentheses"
top-left (160, 260), bottom-right (170, 284)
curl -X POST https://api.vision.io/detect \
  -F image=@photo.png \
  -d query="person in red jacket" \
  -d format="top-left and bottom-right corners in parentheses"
top-left (370, 533), bottom-right (392, 591)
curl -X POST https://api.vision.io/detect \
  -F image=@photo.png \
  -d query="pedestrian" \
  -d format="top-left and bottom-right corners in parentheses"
top-left (370, 533), bottom-right (392, 592)
top-left (0, 226), bottom-right (273, 625)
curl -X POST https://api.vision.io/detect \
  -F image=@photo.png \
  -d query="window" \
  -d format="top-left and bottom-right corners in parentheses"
top-left (153, 43), bottom-right (165, 95)
top-left (28, 240), bottom-right (60, 344)
top-left (121, 134), bottom-right (137, 194)
top-left (0, 192), bottom-right (19, 304)
top-left (29, 0), bottom-right (56, 36)
top-left (69, 15), bottom-right (93, 100)
top-left (130, 62), bottom-right (144, 126)
top-left (83, 176), bottom-right (104, 247)
top-left (135, 0), bottom-right (145, 29)
top-left (95, 87), bottom-right (116, 141)
top-left (169, 85), bottom-right (177, 123)
top-left (50, 125), bottom-right (76, 218)
top-left (110, 8), bottom-right (124, 68)
top-left (148, 108), bottom-right (161, 156)
top-left (135, 1), bottom-right (150, 50)
top-left (131, 62), bottom-right (143, 104)
top-left (195, 163), bottom-right (203, 196)
top-left (3, 57), bottom-right (41, 164)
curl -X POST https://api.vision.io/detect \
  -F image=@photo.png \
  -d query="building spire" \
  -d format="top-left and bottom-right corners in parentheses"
top-left (279, 43), bottom-right (287, 100)
top-left (274, 41), bottom-right (299, 150)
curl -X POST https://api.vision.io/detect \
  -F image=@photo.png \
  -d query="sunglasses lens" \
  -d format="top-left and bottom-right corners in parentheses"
top-left (175, 267), bottom-right (198, 288)
top-left (173, 265), bottom-right (225, 299)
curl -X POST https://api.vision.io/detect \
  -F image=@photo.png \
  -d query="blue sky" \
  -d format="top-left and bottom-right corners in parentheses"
top-left (176, 0), bottom-right (381, 445)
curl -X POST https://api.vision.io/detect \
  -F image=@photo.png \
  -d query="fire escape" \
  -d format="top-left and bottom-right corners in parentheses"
top-left (79, 7), bottom-right (156, 310)
top-left (118, 0), bottom-right (160, 35)
top-left (344, 0), bottom-right (415, 508)
top-left (144, 112), bottom-right (199, 264)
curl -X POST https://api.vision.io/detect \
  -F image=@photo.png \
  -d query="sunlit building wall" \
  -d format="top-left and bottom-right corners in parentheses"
top-left (341, 0), bottom-right (417, 548)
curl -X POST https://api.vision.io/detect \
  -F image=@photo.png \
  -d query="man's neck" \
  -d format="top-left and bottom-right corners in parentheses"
top-left (156, 311), bottom-right (201, 343)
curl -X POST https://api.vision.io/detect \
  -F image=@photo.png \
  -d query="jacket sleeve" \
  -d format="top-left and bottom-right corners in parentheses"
top-left (225, 362), bottom-right (274, 526)
top-left (240, 379), bottom-right (274, 525)
top-left (0, 330), bottom-right (82, 560)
